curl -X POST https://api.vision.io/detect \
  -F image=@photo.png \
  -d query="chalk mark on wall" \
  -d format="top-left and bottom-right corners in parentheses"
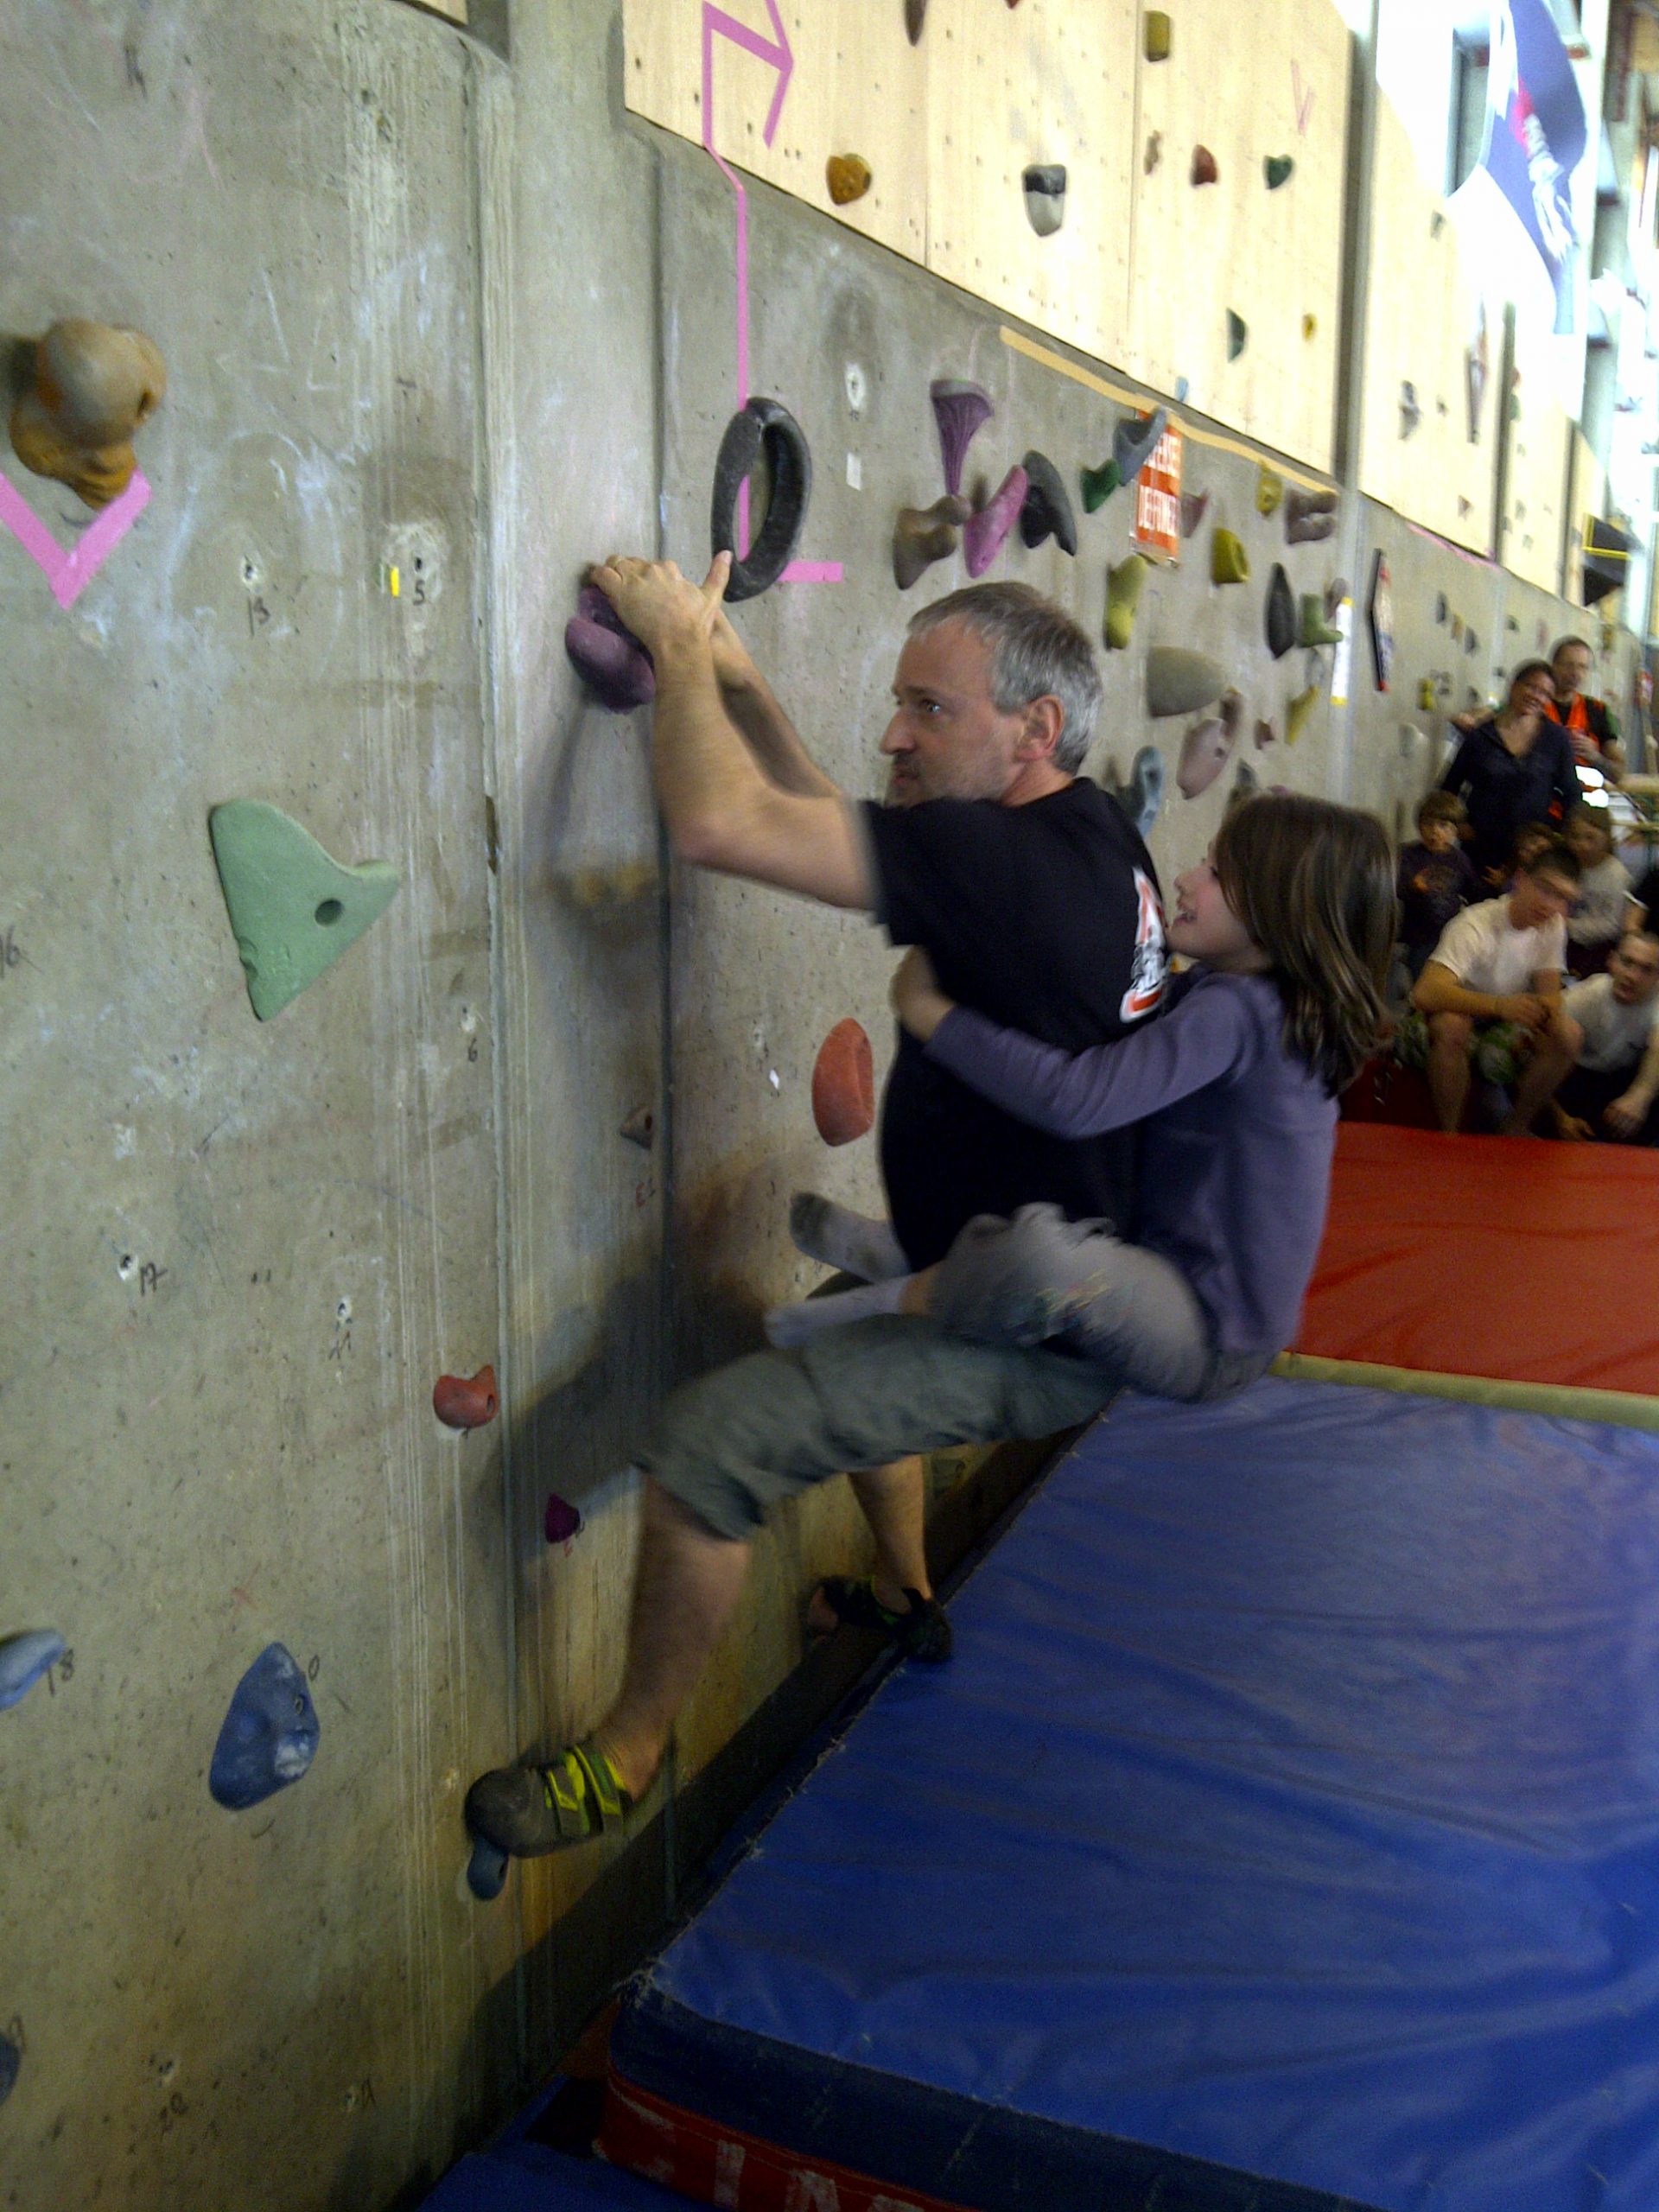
top-left (701, 2), bottom-right (842, 587)
top-left (0, 467), bottom-right (151, 609)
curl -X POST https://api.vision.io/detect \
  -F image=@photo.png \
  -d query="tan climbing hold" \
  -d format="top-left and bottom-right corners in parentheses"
top-left (1144, 10), bottom-right (1172, 59)
top-left (1192, 145), bottom-right (1218, 187)
top-left (9, 318), bottom-right (166, 509)
top-left (826, 154), bottom-right (873, 206)
top-left (893, 493), bottom-right (971, 592)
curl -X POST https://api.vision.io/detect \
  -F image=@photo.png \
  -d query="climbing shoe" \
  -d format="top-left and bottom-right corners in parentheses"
top-left (464, 1738), bottom-right (632, 1858)
top-left (811, 1576), bottom-right (953, 1663)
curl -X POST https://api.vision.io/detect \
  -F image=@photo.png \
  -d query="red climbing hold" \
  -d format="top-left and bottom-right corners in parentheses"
top-left (434, 1365), bottom-right (499, 1430)
top-left (811, 1019), bottom-right (875, 1147)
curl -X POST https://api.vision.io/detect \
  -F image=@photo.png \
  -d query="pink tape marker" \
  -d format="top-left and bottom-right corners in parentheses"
top-left (0, 467), bottom-right (151, 609)
top-left (701, 3), bottom-right (840, 588)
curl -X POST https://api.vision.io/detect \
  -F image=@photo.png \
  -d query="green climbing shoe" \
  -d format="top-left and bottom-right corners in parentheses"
top-left (464, 1738), bottom-right (632, 1858)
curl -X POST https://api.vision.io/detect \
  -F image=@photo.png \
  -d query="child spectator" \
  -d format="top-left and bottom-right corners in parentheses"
top-left (1554, 932), bottom-right (1659, 1143)
top-left (1399, 834), bottom-right (1581, 1134)
top-left (1397, 791), bottom-right (1479, 982)
top-left (1563, 803), bottom-right (1638, 976)
top-left (1510, 820), bottom-right (1555, 880)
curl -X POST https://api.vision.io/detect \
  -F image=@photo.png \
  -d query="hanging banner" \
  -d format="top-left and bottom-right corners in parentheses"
top-left (1132, 421), bottom-right (1183, 563)
top-left (1481, 0), bottom-right (1586, 334)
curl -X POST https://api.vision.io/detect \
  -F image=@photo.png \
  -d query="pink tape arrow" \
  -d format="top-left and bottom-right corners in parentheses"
top-left (701, 3), bottom-right (842, 587)
top-left (0, 467), bottom-right (151, 609)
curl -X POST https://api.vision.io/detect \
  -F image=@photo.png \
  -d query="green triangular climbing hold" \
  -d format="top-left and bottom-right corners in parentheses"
top-left (1265, 156), bottom-right (1294, 190)
top-left (1226, 310), bottom-right (1248, 361)
top-left (1080, 458), bottom-right (1122, 512)
top-left (1104, 555), bottom-right (1147, 651)
top-left (1211, 528), bottom-right (1251, 584)
top-left (209, 801), bottom-right (400, 1021)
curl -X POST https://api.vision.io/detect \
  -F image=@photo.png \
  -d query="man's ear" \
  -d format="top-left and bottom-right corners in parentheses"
top-left (1016, 694), bottom-right (1065, 761)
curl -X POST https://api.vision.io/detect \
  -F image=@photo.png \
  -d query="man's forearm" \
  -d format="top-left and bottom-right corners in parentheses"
top-left (1413, 968), bottom-right (1503, 1019)
top-left (721, 668), bottom-right (840, 799)
top-left (1627, 1029), bottom-right (1659, 1107)
top-left (652, 635), bottom-right (772, 853)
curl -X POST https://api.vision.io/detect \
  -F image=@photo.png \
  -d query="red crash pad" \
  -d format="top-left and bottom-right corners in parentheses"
top-left (1295, 1123), bottom-right (1659, 1396)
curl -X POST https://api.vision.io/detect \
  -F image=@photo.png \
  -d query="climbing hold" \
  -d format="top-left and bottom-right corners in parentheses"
top-left (209, 1643), bottom-right (320, 1811)
top-left (565, 585), bottom-right (654, 711)
top-left (1254, 716), bottom-right (1277, 748)
top-left (826, 154), bottom-right (873, 206)
top-left (1418, 677), bottom-right (1438, 710)
top-left (1115, 406), bottom-right (1167, 486)
top-left (1299, 594), bottom-right (1342, 648)
top-left (1265, 564), bottom-right (1296, 659)
top-left (209, 802), bottom-right (399, 1023)
top-left (1147, 647), bottom-right (1226, 719)
top-left (0, 2029), bottom-right (16, 2107)
top-left (1451, 613), bottom-right (1464, 641)
top-left (1144, 131), bottom-right (1163, 175)
top-left (0, 1630), bottom-right (67, 1712)
top-left (710, 396), bottom-right (812, 602)
top-left (1285, 683), bottom-right (1320, 746)
top-left (467, 1835), bottom-right (509, 1902)
top-left (812, 1019), bottom-right (875, 1146)
top-left (1302, 314), bottom-right (1317, 341)
top-left (1112, 746), bottom-right (1165, 840)
top-left (9, 317), bottom-right (166, 509)
top-left (1022, 164), bottom-right (1067, 238)
top-left (930, 379), bottom-right (993, 499)
top-left (1226, 310), bottom-right (1247, 361)
top-left (1231, 756), bottom-right (1261, 803)
top-left (1174, 376), bottom-right (1191, 403)
top-left (1144, 10), bottom-right (1172, 59)
top-left (1103, 555), bottom-right (1147, 652)
top-left (1218, 687), bottom-right (1244, 741)
top-left (544, 1493), bottom-right (584, 1545)
top-left (1079, 459), bottom-right (1122, 512)
top-left (1324, 576), bottom-right (1349, 620)
top-left (893, 493), bottom-right (971, 591)
top-left (1180, 490), bottom-right (1211, 538)
top-left (905, 0), bottom-right (927, 41)
top-left (1284, 486), bottom-right (1338, 543)
top-left (1178, 714), bottom-right (1236, 800)
top-left (1255, 467), bottom-right (1284, 518)
top-left (1192, 145), bottom-right (1218, 187)
top-left (1399, 381), bottom-right (1421, 437)
top-left (1465, 307), bottom-right (1489, 443)
top-left (1264, 156), bottom-right (1294, 190)
top-left (1435, 592), bottom-right (1448, 623)
top-left (433, 1366), bottom-right (499, 1431)
top-left (1465, 627), bottom-right (1479, 657)
top-left (1019, 452), bottom-right (1077, 555)
top-left (963, 465), bottom-right (1029, 578)
top-left (1211, 529), bottom-right (1250, 585)
top-left (620, 1106), bottom-right (655, 1148)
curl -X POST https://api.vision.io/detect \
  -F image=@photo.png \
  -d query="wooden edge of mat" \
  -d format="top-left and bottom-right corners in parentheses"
top-left (1272, 1352), bottom-right (1659, 1433)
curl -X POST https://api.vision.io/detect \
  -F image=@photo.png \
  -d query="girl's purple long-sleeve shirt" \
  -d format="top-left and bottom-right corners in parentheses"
top-left (924, 967), bottom-right (1338, 1355)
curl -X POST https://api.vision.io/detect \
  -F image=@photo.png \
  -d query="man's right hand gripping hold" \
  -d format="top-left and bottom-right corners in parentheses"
top-left (465, 563), bottom-right (1166, 1868)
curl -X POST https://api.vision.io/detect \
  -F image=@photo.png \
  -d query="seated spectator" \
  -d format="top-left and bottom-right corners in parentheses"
top-left (1553, 932), bottom-right (1659, 1144)
top-left (1396, 835), bottom-right (1581, 1135)
top-left (1397, 791), bottom-right (1479, 982)
top-left (1563, 803), bottom-right (1638, 977)
top-left (1545, 636), bottom-right (1626, 782)
top-left (1440, 662), bottom-right (1582, 886)
top-left (1510, 820), bottom-right (1554, 880)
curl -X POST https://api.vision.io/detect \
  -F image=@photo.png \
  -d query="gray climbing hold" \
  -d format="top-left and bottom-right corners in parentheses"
top-left (710, 396), bottom-right (812, 601)
top-left (1114, 405), bottom-right (1167, 485)
top-left (467, 1835), bottom-right (509, 1902)
top-left (1112, 746), bottom-right (1165, 841)
top-left (0, 1630), bottom-right (65, 1712)
top-left (1022, 164), bottom-right (1067, 237)
top-left (209, 1643), bottom-right (320, 1811)
top-left (1266, 563), bottom-right (1296, 659)
top-left (1019, 451), bottom-right (1077, 555)
top-left (1147, 648), bottom-right (1227, 720)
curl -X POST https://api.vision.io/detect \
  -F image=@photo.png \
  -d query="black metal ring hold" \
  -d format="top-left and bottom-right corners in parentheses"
top-left (709, 396), bottom-right (812, 602)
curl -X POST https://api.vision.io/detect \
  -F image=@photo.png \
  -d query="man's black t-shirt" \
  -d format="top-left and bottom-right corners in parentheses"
top-left (862, 779), bottom-right (1166, 1269)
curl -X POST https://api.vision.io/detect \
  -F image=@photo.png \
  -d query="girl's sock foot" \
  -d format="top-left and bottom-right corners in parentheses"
top-left (789, 1193), bottom-right (909, 1283)
top-left (766, 1275), bottom-right (910, 1349)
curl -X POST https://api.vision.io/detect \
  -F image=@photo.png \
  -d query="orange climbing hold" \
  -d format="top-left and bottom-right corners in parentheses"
top-left (812, 1020), bottom-right (875, 1147)
top-left (434, 1366), bottom-right (499, 1430)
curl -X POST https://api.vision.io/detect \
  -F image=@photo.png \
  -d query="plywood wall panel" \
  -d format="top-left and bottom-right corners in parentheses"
top-left (923, 0), bottom-right (1135, 365)
top-left (1125, 0), bottom-right (1347, 471)
top-left (625, 0), bottom-right (928, 265)
top-left (1502, 393), bottom-right (1571, 594)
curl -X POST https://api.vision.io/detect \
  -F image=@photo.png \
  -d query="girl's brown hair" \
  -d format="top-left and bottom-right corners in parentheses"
top-left (1213, 795), bottom-right (1395, 1096)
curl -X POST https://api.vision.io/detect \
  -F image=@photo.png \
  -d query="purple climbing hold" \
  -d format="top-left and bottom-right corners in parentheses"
top-left (930, 379), bottom-right (994, 499)
top-left (0, 1630), bottom-right (66, 1713)
top-left (0, 2030), bottom-right (16, 2107)
top-left (565, 587), bottom-right (655, 712)
top-left (209, 1643), bottom-right (320, 1811)
top-left (963, 465), bottom-right (1029, 578)
top-left (1178, 713), bottom-right (1236, 799)
top-left (544, 1492), bottom-right (584, 1545)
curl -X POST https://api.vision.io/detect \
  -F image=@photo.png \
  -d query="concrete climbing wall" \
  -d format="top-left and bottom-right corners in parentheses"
top-left (2, 7), bottom-right (1650, 2212)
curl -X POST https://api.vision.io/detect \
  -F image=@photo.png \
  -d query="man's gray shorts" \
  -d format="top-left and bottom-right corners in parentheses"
top-left (640, 1208), bottom-right (1268, 1542)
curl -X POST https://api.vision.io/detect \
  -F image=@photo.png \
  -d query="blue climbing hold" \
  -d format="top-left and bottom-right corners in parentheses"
top-left (0, 1630), bottom-right (66, 1712)
top-left (467, 1834), bottom-right (509, 1902)
top-left (0, 2029), bottom-right (16, 2107)
top-left (1174, 376), bottom-right (1190, 403)
top-left (209, 1643), bottom-right (320, 1810)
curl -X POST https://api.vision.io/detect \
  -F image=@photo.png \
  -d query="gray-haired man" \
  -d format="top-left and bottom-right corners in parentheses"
top-left (467, 556), bottom-right (1166, 1862)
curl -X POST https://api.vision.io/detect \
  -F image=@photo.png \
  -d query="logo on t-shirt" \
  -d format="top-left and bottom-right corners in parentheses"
top-left (1121, 867), bottom-right (1167, 1022)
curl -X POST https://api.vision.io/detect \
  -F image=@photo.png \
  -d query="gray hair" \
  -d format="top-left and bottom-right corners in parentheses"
top-left (907, 582), bottom-right (1103, 775)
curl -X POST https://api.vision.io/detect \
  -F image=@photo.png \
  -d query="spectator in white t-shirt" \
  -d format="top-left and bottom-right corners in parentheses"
top-left (1403, 835), bottom-right (1581, 1135)
top-left (1553, 932), bottom-right (1659, 1144)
